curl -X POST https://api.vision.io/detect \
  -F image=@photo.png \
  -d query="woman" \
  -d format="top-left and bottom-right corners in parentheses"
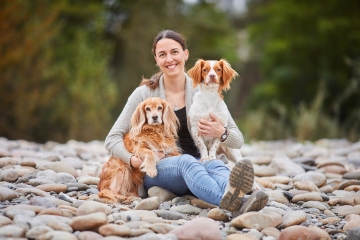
top-left (105, 30), bottom-right (267, 215)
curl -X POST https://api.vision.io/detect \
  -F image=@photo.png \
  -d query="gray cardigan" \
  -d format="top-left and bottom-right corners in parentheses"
top-left (105, 73), bottom-right (244, 165)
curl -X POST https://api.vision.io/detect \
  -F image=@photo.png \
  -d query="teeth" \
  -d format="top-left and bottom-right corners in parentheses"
top-left (167, 64), bottom-right (177, 69)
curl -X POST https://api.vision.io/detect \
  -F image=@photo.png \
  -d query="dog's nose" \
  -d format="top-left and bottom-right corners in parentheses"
top-left (209, 74), bottom-right (216, 79)
top-left (152, 115), bottom-right (158, 121)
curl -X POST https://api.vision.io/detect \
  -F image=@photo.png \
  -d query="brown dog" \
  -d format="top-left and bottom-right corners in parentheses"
top-left (97, 97), bottom-right (181, 203)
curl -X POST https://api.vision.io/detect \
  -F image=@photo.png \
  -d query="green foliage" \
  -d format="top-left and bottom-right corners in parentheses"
top-left (243, 0), bottom-right (360, 140)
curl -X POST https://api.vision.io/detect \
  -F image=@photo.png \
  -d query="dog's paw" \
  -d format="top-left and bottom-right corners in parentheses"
top-left (199, 157), bottom-right (210, 162)
top-left (146, 167), bottom-right (158, 178)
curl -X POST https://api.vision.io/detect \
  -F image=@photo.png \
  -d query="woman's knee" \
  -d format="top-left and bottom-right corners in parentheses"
top-left (178, 154), bottom-right (199, 166)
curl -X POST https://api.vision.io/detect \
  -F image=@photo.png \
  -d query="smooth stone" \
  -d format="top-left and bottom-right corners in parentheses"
top-left (45, 197), bottom-right (72, 206)
top-left (302, 201), bottom-right (329, 211)
top-left (319, 185), bottom-right (334, 193)
top-left (66, 183), bottom-right (90, 191)
top-left (279, 210), bottom-right (307, 228)
top-left (291, 192), bottom-right (323, 202)
top-left (226, 234), bottom-right (257, 240)
top-left (114, 212), bottom-right (141, 222)
top-left (292, 172), bottom-right (327, 187)
top-left (148, 186), bottom-right (177, 203)
top-left (344, 185), bottom-right (360, 191)
top-left (0, 157), bottom-right (20, 167)
top-left (307, 226), bottom-right (331, 240)
top-left (61, 157), bottom-right (83, 170)
top-left (322, 165), bottom-right (347, 175)
top-left (332, 190), bottom-right (351, 197)
top-left (37, 162), bottom-right (78, 177)
top-left (39, 207), bottom-right (64, 216)
top-left (170, 217), bottom-right (222, 240)
top-left (260, 176), bottom-right (291, 184)
top-left (247, 155), bottom-right (272, 165)
top-left (279, 226), bottom-right (321, 240)
top-left (261, 227), bottom-right (280, 240)
top-left (140, 216), bottom-right (166, 224)
top-left (293, 181), bottom-right (319, 192)
top-left (3, 204), bottom-right (45, 213)
top-left (37, 169), bottom-right (61, 183)
top-left (37, 230), bottom-right (77, 240)
top-left (0, 186), bottom-right (18, 201)
top-left (77, 176), bottom-right (100, 185)
top-left (123, 210), bottom-right (157, 218)
top-left (35, 214), bottom-right (72, 225)
top-left (256, 179), bottom-right (275, 189)
top-left (37, 183), bottom-right (68, 193)
top-left (99, 224), bottom-right (131, 237)
top-left (25, 225), bottom-right (53, 239)
top-left (0, 215), bottom-right (12, 228)
top-left (6, 209), bottom-right (36, 219)
top-left (260, 207), bottom-right (286, 216)
top-left (130, 229), bottom-right (153, 237)
top-left (30, 196), bottom-right (55, 208)
top-left (265, 190), bottom-right (289, 204)
top-left (291, 157), bottom-right (315, 166)
top-left (0, 224), bottom-right (27, 238)
top-left (207, 208), bottom-right (229, 222)
top-left (337, 180), bottom-right (360, 190)
top-left (269, 154), bottom-right (305, 176)
top-left (154, 210), bottom-right (188, 220)
top-left (76, 200), bottom-right (111, 216)
top-left (29, 178), bottom-right (56, 186)
top-left (340, 192), bottom-right (360, 206)
top-left (191, 198), bottom-right (217, 209)
top-left (170, 204), bottom-right (202, 215)
top-left (78, 231), bottom-right (105, 240)
top-left (254, 164), bottom-right (276, 177)
top-left (317, 161), bottom-right (345, 168)
top-left (344, 214), bottom-right (360, 230)
top-left (151, 223), bottom-right (177, 234)
top-left (320, 217), bottom-right (341, 224)
top-left (269, 201), bottom-right (292, 210)
top-left (231, 212), bottom-right (276, 231)
top-left (13, 214), bottom-right (43, 230)
top-left (348, 227), bottom-right (360, 240)
top-left (135, 197), bottom-right (160, 210)
top-left (71, 212), bottom-right (108, 231)
top-left (46, 219), bottom-right (73, 232)
top-left (336, 205), bottom-right (360, 216)
top-left (15, 187), bottom-right (48, 197)
top-left (1, 169), bottom-right (18, 182)
top-left (324, 209), bottom-right (336, 216)
top-left (343, 172), bottom-right (360, 180)
top-left (57, 172), bottom-right (77, 184)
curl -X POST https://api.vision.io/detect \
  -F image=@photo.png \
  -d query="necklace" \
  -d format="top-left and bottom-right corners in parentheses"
top-left (164, 86), bottom-right (184, 111)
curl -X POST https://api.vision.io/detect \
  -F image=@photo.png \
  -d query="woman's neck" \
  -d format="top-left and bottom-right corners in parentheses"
top-left (163, 72), bottom-right (186, 93)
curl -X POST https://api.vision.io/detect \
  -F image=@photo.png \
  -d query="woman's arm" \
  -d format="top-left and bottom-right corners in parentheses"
top-left (104, 87), bottom-right (145, 165)
top-left (223, 109), bottom-right (244, 149)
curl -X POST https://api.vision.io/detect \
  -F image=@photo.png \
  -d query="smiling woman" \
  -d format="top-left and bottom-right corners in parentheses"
top-left (104, 30), bottom-right (267, 215)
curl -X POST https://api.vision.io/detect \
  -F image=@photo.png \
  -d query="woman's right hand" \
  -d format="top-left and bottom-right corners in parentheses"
top-left (130, 155), bottom-right (143, 168)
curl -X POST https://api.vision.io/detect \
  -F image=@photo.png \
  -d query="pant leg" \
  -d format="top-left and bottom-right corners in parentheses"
top-left (202, 159), bottom-right (230, 194)
top-left (144, 154), bottom-right (229, 206)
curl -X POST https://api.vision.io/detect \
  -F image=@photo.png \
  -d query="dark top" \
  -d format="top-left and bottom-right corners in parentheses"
top-left (174, 106), bottom-right (201, 158)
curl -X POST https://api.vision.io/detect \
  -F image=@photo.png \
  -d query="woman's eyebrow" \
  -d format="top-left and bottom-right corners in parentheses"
top-left (157, 48), bottom-right (180, 54)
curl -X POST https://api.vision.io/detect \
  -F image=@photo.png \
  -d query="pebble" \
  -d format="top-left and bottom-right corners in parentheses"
top-left (0, 138), bottom-right (359, 239)
top-left (99, 224), bottom-right (131, 237)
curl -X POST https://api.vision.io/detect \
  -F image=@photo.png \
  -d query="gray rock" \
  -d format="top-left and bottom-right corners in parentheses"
top-left (302, 201), bottom-right (329, 211)
top-left (37, 169), bottom-right (61, 183)
top-left (148, 186), bottom-right (177, 203)
top-left (57, 172), bottom-right (77, 184)
top-left (25, 225), bottom-right (53, 239)
top-left (348, 227), bottom-right (360, 240)
top-left (66, 183), bottom-right (89, 191)
top-left (45, 196), bottom-right (72, 206)
top-left (30, 196), bottom-right (55, 208)
top-left (15, 169), bottom-right (40, 183)
top-left (37, 162), bottom-right (78, 178)
top-left (6, 209), bottom-right (36, 219)
top-left (342, 172), bottom-right (360, 180)
top-left (0, 157), bottom-right (21, 168)
top-left (29, 178), bottom-right (56, 186)
top-left (292, 172), bottom-right (327, 187)
top-left (269, 154), bottom-right (305, 176)
top-left (0, 186), bottom-right (18, 201)
top-left (13, 215), bottom-right (44, 230)
top-left (61, 157), bottom-right (83, 170)
top-left (291, 157), bottom-right (315, 166)
top-left (154, 210), bottom-right (188, 220)
top-left (170, 205), bottom-right (202, 215)
top-left (135, 197), bottom-right (160, 211)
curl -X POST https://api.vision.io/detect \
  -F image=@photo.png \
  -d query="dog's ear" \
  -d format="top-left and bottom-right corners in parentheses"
top-left (188, 59), bottom-right (205, 88)
top-left (130, 101), bottom-right (147, 139)
top-left (162, 100), bottom-right (180, 138)
top-left (220, 59), bottom-right (238, 92)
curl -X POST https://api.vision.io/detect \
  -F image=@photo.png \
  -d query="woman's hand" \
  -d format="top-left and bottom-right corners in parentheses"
top-left (198, 113), bottom-right (225, 138)
top-left (130, 155), bottom-right (143, 168)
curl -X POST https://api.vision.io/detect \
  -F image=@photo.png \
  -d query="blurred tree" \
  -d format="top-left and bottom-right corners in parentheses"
top-left (246, 0), bottom-right (360, 139)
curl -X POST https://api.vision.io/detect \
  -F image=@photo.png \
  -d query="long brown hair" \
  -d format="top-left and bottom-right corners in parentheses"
top-left (140, 30), bottom-right (187, 89)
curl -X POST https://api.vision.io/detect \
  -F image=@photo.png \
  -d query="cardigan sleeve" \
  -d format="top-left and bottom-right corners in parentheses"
top-left (222, 109), bottom-right (244, 149)
top-left (104, 87), bottom-right (146, 165)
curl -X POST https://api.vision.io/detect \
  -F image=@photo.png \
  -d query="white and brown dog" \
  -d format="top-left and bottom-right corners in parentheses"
top-left (187, 59), bottom-right (242, 163)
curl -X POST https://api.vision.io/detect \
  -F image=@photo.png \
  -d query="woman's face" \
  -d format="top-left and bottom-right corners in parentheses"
top-left (154, 38), bottom-right (189, 79)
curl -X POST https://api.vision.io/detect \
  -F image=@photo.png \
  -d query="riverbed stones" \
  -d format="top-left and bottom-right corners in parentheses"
top-left (148, 186), bottom-right (177, 202)
top-left (1, 169), bottom-right (18, 182)
top-left (25, 225), bottom-right (53, 239)
top-left (0, 186), bottom-right (18, 201)
top-left (0, 216), bottom-right (12, 228)
top-left (207, 208), bottom-right (229, 222)
top-left (0, 224), bottom-right (27, 238)
top-left (76, 200), bottom-right (111, 216)
top-left (37, 162), bottom-right (78, 177)
top-left (99, 224), bottom-right (131, 237)
top-left (292, 172), bottom-right (327, 187)
top-left (291, 192), bottom-right (323, 202)
top-left (279, 210), bottom-right (307, 228)
top-left (71, 212), bottom-right (108, 231)
top-left (269, 154), bottom-right (305, 176)
top-left (231, 212), bottom-right (275, 230)
top-left (37, 183), bottom-right (68, 193)
top-left (170, 204), bottom-right (202, 215)
top-left (135, 197), bottom-right (160, 210)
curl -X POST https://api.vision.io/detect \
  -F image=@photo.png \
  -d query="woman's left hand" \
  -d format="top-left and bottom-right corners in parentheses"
top-left (198, 113), bottom-right (225, 138)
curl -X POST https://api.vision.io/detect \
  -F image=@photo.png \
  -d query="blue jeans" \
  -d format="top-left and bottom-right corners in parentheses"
top-left (144, 154), bottom-right (230, 206)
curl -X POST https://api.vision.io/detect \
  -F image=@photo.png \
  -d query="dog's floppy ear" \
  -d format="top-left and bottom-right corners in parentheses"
top-left (220, 59), bottom-right (238, 92)
top-left (188, 59), bottom-right (205, 88)
top-left (130, 101), bottom-right (147, 139)
top-left (162, 100), bottom-right (180, 138)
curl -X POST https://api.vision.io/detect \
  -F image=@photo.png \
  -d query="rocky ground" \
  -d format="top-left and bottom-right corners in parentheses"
top-left (1, 137), bottom-right (360, 240)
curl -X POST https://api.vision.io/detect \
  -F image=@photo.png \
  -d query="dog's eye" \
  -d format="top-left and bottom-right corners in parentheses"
top-left (216, 68), bottom-right (221, 72)
top-left (158, 106), bottom-right (162, 110)
top-left (145, 107), bottom-right (151, 111)
top-left (203, 69), bottom-right (207, 73)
